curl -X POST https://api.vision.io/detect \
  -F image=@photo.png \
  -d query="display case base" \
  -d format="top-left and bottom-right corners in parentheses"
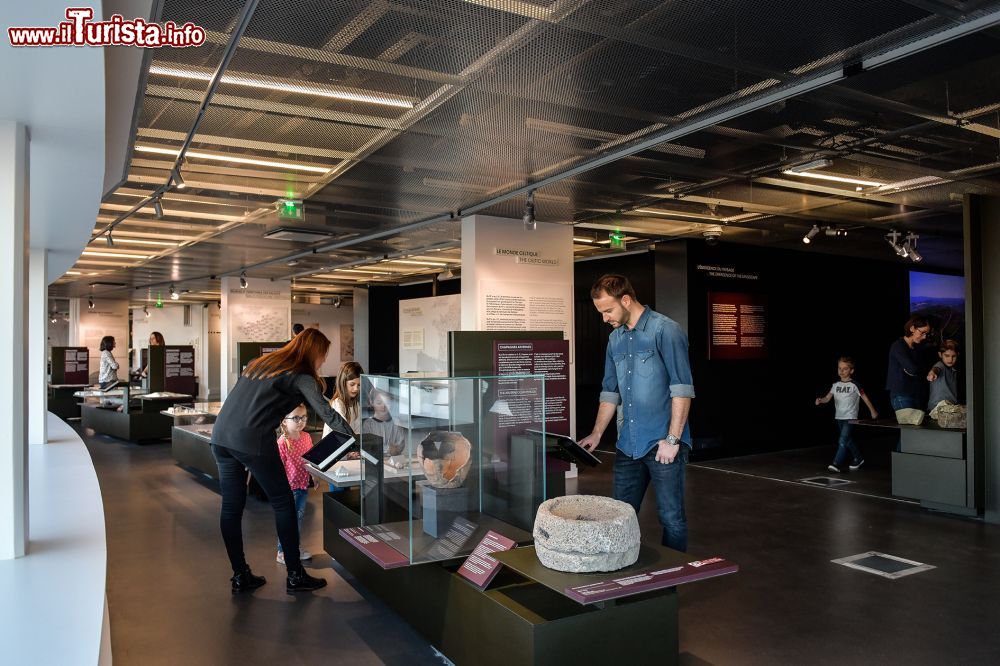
top-left (81, 405), bottom-right (174, 442)
top-left (324, 492), bottom-right (679, 666)
top-left (171, 425), bottom-right (219, 480)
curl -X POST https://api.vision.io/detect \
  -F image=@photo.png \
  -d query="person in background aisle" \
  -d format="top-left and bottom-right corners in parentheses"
top-left (98, 335), bottom-right (119, 390)
top-left (815, 356), bottom-right (879, 473)
top-left (579, 274), bottom-right (695, 553)
top-left (139, 331), bottom-right (165, 378)
top-left (292, 323), bottom-right (304, 337)
top-left (275, 403), bottom-right (314, 566)
top-left (324, 361), bottom-right (363, 438)
top-left (886, 315), bottom-right (931, 419)
top-left (211, 328), bottom-right (354, 595)
top-left (927, 340), bottom-right (961, 410)
top-left (362, 388), bottom-right (407, 457)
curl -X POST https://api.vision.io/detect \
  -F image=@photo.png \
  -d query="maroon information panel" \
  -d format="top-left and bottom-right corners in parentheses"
top-left (493, 339), bottom-right (570, 437)
top-left (707, 291), bottom-right (768, 360)
top-left (62, 347), bottom-right (90, 384)
top-left (163, 345), bottom-right (196, 395)
top-left (565, 556), bottom-right (739, 604)
top-left (458, 530), bottom-right (517, 589)
top-left (339, 526), bottom-right (409, 569)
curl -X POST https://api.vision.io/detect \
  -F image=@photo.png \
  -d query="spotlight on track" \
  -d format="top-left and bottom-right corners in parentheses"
top-left (239, 271), bottom-right (248, 289)
top-left (802, 224), bottom-right (820, 244)
top-left (523, 190), bottom-right (536, 231)
top-left (153, 198), bottom-right (164, 219)
top-left (171, 169), bottom-right (186, 189)
top-left (170, 284), bottom-right (180, 300)
top-left (105, 232), bottom-right (114, 247)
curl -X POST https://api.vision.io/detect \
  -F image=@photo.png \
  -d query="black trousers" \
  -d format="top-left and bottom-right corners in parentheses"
top-left (211, 443), bottom-right (301, 573)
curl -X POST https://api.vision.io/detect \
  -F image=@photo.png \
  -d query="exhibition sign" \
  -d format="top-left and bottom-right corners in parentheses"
top-left (163, 345), bottom-right (196, 395)
top-left (707, 291), bottom-right (768, 360)
top-left (564, 556), bottom-right (739, 604)
top-left (493, 339), bottom-right (570, 436)
top-left (458, 530), bottom-right (517, 588)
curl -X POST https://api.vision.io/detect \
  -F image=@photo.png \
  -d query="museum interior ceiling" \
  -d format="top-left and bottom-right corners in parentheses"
top-left (49, 0), bottom-right (1000, 306)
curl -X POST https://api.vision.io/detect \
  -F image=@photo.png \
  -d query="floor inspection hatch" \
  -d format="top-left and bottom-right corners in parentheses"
top-left (799, 476), bottom-right (853, 487)
top-left (831, 551), bottom-right (936, 579)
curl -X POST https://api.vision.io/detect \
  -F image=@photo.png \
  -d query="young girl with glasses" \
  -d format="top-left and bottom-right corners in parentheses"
top-left (276, 403), bottom-right (314, 565)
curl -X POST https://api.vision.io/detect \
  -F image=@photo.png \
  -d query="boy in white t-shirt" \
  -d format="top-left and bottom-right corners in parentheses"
top-left (815, 357), bottom-right (879, 473)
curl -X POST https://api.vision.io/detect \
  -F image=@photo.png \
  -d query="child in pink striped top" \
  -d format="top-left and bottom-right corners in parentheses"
top-left (276, 403), bottom-right (314, 565)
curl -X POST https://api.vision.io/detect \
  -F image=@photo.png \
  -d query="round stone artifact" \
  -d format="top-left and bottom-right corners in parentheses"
top-left (533, 495), bottom-right (641, 572)
top-left (417, 431), bottom-right (473, 489)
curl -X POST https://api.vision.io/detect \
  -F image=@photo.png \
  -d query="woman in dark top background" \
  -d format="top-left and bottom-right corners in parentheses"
top-left (886, 315), bottom-right (932, 414)
top-left (212, 328), bottom-right (353, 594)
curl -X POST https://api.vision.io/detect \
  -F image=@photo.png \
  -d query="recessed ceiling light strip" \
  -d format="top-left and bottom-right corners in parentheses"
top-left (92, 0), bottom-right (261, 244)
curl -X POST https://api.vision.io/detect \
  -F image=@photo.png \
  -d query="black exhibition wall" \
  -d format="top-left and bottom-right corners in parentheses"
top-left (367, 279), bottom-right (461, 374)
top-left (571, 240), bottom-right (949, 457)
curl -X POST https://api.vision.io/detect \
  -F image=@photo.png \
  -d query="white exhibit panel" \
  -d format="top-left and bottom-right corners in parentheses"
top-left (291, 303), bottom-right (355, 376)
top-left (29, 250), bottom-right (48, 447)
top-left (220, 276), bottom-right (291, 400)
top-left (70, 299), bottom-right (130, 384)
top-left (398, 294), bottom-right (461, 374)
top-left (131, 304), bottom-right (205, 385)
top-left (0, 120), bottom-right (29, 560)
top-left (204, 305), bottom-right (221, 400)
top-left (459, 215), bottom-right (577, 438)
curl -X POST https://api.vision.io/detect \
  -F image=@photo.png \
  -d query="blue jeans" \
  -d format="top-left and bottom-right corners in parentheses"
top-left (211, 443), bottom-right (301, 572)
top-left (614, 446), bottom-right (688, 552)
top-left (832, 420), bottom-right (862, 467)
top-left (277, 489), bottom-right (308, 553)
top-left (890, 394), bottom-right (920, 411)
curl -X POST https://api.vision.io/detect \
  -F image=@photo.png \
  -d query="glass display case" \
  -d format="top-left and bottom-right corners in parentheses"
top-left (161, 401), bottom-right (223, 426)
top-left (355, 373), bottom-right (548, 565)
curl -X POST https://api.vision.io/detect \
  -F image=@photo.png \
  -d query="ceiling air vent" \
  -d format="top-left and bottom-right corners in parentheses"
top-left (263, 226), bottom-right (335, 243)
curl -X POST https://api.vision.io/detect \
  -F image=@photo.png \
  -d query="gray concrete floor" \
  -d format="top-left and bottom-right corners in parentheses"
top-left (83, 428), bottom-right (1000, 665)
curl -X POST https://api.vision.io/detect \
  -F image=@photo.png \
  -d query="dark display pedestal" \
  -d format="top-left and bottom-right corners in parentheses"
top-left (323, 491), bottom-right (682, 666)
top-left (171, 425), bottom-right (219, 480)
top-left (49, 385), bottom-right (87, 420)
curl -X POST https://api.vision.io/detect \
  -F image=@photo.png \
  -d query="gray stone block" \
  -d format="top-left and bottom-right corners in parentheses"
top-left (533, 495), bottom-right (641, 572)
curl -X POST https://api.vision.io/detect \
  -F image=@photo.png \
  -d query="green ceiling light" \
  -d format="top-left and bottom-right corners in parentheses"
top-left (155, 292), bottom-right (163, 308)
top-left (277, 198), bottom-right (304, 221)
top-left (609, 230), bottom-right (626, 250)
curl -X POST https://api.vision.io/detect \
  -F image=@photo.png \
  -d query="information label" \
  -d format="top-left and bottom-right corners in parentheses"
top-left (565, 556), bottom-right (739, 604)
top-left (493, 339), bottom-right (570, 436)
top-left (708, 292), bottom-right (768, 360)
top-left (458, 530), bottom-right (517, 589)
top-left (163, 345), bottom-right (196, 395)
top-left (339, 526), bottom-right (409, 569)
top-left (61, 347), bottom-right (90, 384)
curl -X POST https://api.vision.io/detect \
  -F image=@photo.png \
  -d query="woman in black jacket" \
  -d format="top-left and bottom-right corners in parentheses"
top-left (212, 328), bottom-right (354, 594)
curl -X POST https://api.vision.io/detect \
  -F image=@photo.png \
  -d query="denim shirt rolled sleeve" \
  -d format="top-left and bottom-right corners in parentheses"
top-left (598, 306), bottom-right (695, 459)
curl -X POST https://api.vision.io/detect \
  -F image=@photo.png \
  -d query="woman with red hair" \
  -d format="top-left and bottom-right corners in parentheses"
top-left (212, 328), bottom-right (353, 594)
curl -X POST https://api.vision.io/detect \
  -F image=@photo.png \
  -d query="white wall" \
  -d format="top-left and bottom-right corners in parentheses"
top-left (291, 303), bottom-right (355, 376)
top-left (69, 299), bottom-right (130, 383)
top-left (459, 214), bottom-right (577, 437)
top-left (131, 304), bottom-right (206, 393)
top-left (220, 277), bottom-right (291, 400)
top-left (398, 294), bottom-right (461, 373)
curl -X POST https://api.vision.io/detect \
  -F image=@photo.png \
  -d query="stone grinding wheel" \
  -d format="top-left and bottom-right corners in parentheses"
top-left (533, 495), bottom-right (641, 572)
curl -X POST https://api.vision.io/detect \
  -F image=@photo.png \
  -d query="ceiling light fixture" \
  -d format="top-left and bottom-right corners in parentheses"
top-left (50, 315), bottom-right (59, 324)
top-left (88, 297), bottom-right (95, 310)
top-left (785, 158), bottom-right (833, 173)
top-left (153, 198), bottom-right (164, 219)
top-left (333, 297), bottom-right (342, 309)
top-left (135, 145), bottom-right (331, 174)
top-left (904, 233), bottom-right (923, 263)
top-left (171, 168), bottom-right (185, 189)
top-left (169, 285), bottom-right (180, 300)
top-left (148, 65), bottom-right (416, 109)
top-left (105, 232), bottom-right (114, 247)
top-left (781, 169), bottom-right (883, 187)
top-left (144, 305), bottom-right (151, 318)
top-left (523, 189), bottom-right (536, 231)
top-left (391, 259), bottom-right (448, 267)
top-left (572, 237), bottom-right (595, 243)
top-left (802, 224), bottom-right (820, 244)
top-left (239, 271), bottom-right (248, 289)
top-left (81, 250), bottom-right (150, 259)
top-left (108, 238), bottom-right (179, 247)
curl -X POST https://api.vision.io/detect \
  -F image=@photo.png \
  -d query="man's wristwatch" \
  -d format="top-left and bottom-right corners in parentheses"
top-left (665, 434), bottom-right (680, 446)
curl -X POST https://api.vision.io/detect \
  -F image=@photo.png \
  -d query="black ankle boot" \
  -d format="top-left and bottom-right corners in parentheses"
top-left (286, 567), bottom-right (327, 593)
top-left (231, 567), bottom-right (266, 594)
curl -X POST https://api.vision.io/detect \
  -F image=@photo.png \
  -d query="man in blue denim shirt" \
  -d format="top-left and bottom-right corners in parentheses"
top-left (580, 274), bottom-right (695, 552)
